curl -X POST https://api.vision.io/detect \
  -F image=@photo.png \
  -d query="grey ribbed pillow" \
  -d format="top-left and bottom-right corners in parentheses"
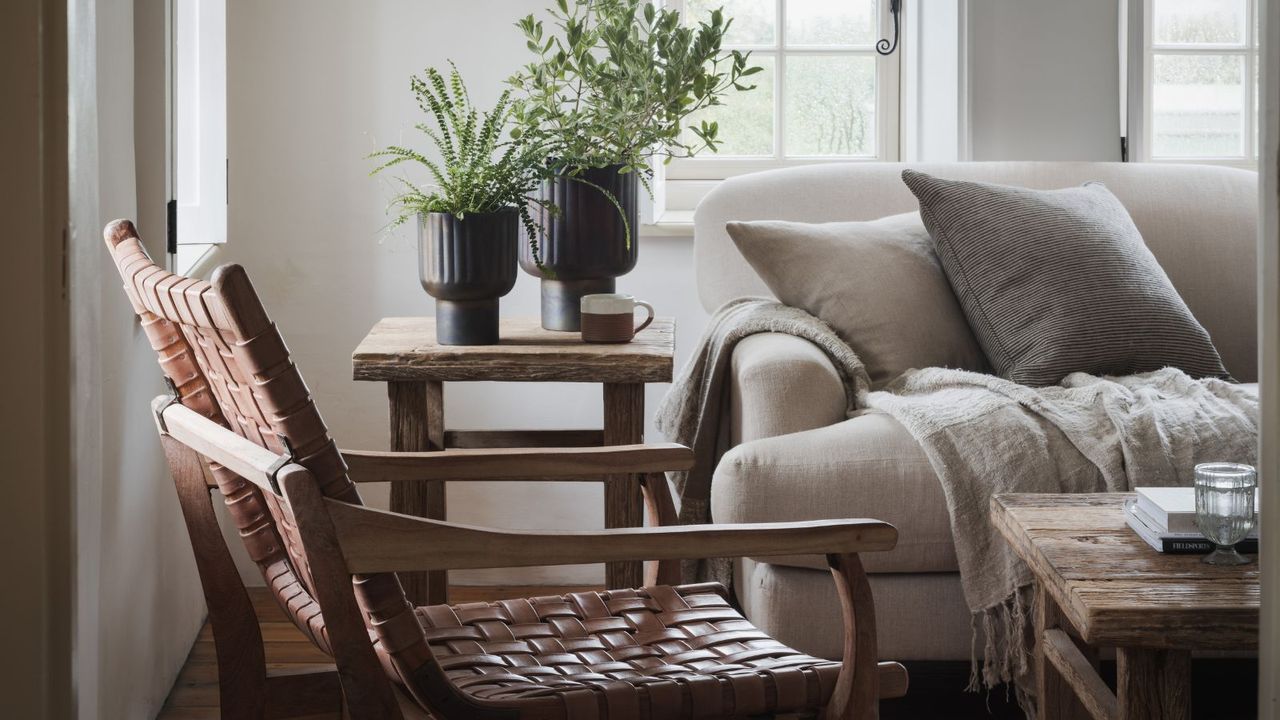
top-left (902, 170), bottom-right (1228, 386)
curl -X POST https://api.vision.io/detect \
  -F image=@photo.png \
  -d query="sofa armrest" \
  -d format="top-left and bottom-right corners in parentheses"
top-left (729, 332), bottom-right (847, 444)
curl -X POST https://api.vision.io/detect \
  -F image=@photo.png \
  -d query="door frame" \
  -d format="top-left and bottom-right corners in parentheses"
top-left (1259, 0), bottom-right (1279, 714)
top-left (0, 0), bottom-right (72, 716)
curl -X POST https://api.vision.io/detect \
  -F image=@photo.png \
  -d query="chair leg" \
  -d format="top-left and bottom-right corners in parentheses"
top-left (166, 438), bottom-right (349, 719)
top-left (163, 436), bottom-right (270, 719)
top-left (823, 552), bottom-right (882, 720)
top-left (280, 468), bottom-right (405, 720)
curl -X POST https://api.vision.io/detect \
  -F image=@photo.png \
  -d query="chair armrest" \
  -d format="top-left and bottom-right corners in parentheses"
top-left (340, 443), bottom-right (693, 482)
top-left (320, 498), bottom-right (896, 573)
top-left (730, 333), bottom-right (847, 445)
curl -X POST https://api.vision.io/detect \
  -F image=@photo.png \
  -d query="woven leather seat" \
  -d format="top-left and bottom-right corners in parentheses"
top-left (418, 584), bottom-right (840, 716)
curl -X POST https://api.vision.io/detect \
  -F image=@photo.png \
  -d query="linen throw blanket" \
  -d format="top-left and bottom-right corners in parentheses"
top-left (863, 367), bottom-right (1258, 709)
top-left (654, 298), bottom-right (870, 583)
top-left (658, 299), bottom-right (1259, 710)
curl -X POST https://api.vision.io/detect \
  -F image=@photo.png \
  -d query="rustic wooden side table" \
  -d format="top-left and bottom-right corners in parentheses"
top-left (352, 316), bottom-right (676, 606)
top-left (992, 493), bottom-right (1260, 720)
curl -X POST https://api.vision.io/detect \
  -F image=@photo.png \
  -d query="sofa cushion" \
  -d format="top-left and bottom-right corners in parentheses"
top-left (726, 213), bottom-right (988, 388)
top-left (710, 412), bottom-right (957, 574)
top-left (902, 170), bottom-right (1229, 386)
top-left (736, 559), bottom-right (973, 661)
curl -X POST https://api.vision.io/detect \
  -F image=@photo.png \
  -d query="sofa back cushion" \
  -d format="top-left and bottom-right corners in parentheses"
top-left (727, 212), bottom-right (989, 388)
top-left (693, 162), bottom-right (1259, 381)
top-left (901, 171), bottom-right (1228, 385)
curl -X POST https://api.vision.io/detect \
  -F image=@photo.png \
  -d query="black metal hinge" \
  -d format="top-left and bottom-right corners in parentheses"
top-left (166, 198), bottom-right (177, 254)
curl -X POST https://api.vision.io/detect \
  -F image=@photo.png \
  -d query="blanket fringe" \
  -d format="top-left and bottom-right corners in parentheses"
top-left (970, 585), bottom-right (1037, 717)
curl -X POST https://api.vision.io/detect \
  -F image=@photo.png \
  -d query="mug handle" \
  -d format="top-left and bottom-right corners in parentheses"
top-left (634, 300), bottom-right (655, 334)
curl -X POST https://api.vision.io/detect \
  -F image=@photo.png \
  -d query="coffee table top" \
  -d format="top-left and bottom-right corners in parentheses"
top-left (352, 317), bottom-right (675, 383)
top-left (992, 493), bottom-right (1259, 651)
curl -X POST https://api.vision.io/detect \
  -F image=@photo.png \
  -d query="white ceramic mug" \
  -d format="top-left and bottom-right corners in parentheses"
top-left (580, 294), bottom-right (655, 343)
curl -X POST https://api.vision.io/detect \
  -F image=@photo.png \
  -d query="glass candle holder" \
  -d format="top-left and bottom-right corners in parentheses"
top-left (1194, 462), bottom-right (1257, 566)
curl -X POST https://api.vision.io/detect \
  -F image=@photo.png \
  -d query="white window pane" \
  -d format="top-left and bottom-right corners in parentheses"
top-left (1152, 54), bottom-right (1246, 157)
top-left (683, 54), bottom-right (775, 156)
top-left (1152, 0), bottom-right (1246, 45)
top-left (684, 0), bottom-right (775, 46)
top-left (784, 55), bottom-right (876, 156)
top-left (786, 0), bottom-right (876, 47)
top-left (173, 0), bottom-right (227, 248)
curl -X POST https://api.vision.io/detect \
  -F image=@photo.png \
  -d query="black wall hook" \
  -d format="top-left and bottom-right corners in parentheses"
top-left (877, 0), bottom-right (902, 56)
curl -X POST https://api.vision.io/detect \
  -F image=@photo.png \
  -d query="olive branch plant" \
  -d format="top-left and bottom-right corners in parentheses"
top-left (508, 0), bottom-right (763, 195)
top-left (369, 62), bottom-right (555, 266)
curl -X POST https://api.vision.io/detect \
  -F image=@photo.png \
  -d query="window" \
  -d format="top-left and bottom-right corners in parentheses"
top-left (655, 0), bottom-right (900, 223)
top-left (170, 0), bottom-right (228, 274)
top-left (1132, 0), bottom-right (1259, 166)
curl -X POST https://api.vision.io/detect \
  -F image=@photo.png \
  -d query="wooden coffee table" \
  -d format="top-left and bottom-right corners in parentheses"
top-left (992, 493), bottom-right (1260, 720)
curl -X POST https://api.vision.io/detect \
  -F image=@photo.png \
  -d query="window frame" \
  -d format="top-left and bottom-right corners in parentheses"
top-left (660, 0), bottom-right (901, 188)
top-left (1133, 0), bottom-right (1259, 168)
top-left (168, 0), bottom-right (228, 275)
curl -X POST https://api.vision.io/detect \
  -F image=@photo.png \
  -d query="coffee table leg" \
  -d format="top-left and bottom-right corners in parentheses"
top-left (603, 383), bottom-right (645, 590)
top-left (1036, 585), bottom-right (1097, 720)
top-left (1117, 648), bottom-right (1191, 720)
top-left (387, 380), bottom-right (447, 606)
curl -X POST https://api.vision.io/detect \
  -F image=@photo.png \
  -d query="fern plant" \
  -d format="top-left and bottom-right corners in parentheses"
top-left (508, 0), bottom-right (762, 189)
top-left (370, 63), bottom-right (552, 263)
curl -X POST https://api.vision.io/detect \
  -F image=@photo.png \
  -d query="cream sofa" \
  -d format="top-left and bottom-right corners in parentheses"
top-left (694, 162), bottom-right (1258, 661)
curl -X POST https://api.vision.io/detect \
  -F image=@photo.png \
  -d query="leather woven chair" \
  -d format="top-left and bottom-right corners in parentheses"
top-left (105, 220), bottom-right (907, 719)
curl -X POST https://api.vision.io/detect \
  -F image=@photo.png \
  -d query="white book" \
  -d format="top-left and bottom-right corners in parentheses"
top-left (1123, 498), bottom-right (1259, 554)
top-left (1134, 487), bottom-right (1199, 534)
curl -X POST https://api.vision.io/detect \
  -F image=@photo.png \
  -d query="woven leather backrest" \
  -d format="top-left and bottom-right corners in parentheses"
top-left (103, 220), bottom-right (429, 674)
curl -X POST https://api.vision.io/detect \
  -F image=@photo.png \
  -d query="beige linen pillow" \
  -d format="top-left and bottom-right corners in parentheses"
top-left (727, 212), bottom-right (989, 388)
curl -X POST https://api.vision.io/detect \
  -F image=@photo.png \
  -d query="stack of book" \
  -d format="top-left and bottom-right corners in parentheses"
top-left (1124, 487), bottom-right (1259, 554)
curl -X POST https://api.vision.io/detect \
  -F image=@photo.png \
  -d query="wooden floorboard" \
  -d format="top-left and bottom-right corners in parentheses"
top-left (158, 587), bottom-right (1258, 720)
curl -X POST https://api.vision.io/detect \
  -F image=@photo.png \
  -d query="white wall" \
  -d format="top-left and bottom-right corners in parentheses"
top-left (69, 0), bottom-right (208, 716)
top-left (967, 0), bottom-right (1122, 161)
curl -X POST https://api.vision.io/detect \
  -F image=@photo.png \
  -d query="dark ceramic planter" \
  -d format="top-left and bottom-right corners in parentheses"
top-left (419, 210), bottom-right (519, 345)
top-left (520, 164), bottom-right (639, 331)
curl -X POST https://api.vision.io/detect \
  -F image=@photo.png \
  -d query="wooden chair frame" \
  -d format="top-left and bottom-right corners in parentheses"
top-left (106, 218), bottom-right (906, 719)
top-left (157, 396), bottom-right (907, 719)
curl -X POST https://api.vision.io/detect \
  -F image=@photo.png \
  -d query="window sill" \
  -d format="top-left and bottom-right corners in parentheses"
top-left (1143, 157), bottom-right (1259, 171)
top-left (641, 210), bottom-right (695, 237)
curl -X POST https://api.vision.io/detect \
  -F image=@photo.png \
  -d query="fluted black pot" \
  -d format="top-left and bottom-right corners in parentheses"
top-left (520, 164), bottom-right (639, 331)
top-left (419, 210), bottom-right (519, 345)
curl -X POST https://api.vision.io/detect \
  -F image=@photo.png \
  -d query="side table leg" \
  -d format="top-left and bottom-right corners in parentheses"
top-left (1117, 648), bottom-right (1191, 720)
top-left (387, 380), bottom-right (447, 606)
top-left (603, 383), bottom-right (645, 590)
top-left (1036, 585), bottom-right (1097, 720)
